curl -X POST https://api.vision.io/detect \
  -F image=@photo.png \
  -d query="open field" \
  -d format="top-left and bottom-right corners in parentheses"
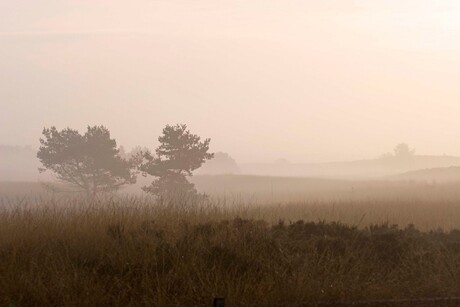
top-left (4, 174), bottom-right (460, 201)
top-left (2, 177), bottom-right (460, 305)
top-left (0, 198), bottom-right (460, 306)
top-left (3, 176), bottom-right (460, 230)
top-left (193, 175), bottom-right (460, 203)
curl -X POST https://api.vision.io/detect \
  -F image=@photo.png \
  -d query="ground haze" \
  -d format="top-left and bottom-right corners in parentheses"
top-left (2, 1), bottom-right (460, 306)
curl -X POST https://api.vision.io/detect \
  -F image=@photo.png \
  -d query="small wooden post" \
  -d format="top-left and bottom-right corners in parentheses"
top-left (213, 298), bottom-right (225, 307)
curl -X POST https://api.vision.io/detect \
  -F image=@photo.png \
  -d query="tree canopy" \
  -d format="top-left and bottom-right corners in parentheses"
top-left (37, 125), bottom-right (137, 197)
top-left (394, 143), bottom-right (415, 158)
top-left (140, 124), bottom-right (213, 199)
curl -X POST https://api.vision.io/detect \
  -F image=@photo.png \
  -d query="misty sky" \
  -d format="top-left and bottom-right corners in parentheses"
top-left (1, 0), bottom-right (460, 163)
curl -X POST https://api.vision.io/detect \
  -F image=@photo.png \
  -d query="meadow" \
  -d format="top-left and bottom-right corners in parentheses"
top-left (1, 176), bottom-right (460, 306)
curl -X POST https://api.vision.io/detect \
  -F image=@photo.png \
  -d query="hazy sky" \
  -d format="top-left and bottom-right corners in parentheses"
top-left (1, 0), bottom-right (460, 163)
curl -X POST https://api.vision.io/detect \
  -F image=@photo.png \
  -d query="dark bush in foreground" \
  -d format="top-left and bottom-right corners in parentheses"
top-left (1, 203), bottom-right (460, 306)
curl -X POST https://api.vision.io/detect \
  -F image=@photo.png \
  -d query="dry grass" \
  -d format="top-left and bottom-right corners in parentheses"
top-left (1, 195), bottom-right (460, 306)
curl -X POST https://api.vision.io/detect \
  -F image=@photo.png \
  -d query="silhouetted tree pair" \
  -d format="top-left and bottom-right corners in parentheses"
top-left (37, 124), bottom-right (213, 199)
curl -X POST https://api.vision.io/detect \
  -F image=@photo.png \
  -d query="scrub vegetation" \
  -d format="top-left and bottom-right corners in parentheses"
top-left (1, 195), bottom-right (460, 306)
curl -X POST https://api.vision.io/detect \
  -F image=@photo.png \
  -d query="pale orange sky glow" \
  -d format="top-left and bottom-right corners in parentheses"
top-left (1, 0), bottom-right (460, 163)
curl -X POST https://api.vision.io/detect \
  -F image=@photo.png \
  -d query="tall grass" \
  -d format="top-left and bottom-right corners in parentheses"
top-left (1, 196), bottom-right (460, 306)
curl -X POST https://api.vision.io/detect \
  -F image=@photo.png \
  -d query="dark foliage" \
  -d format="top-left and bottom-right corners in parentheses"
top-left (141, 124), bottom-right (213, 199)
top-left (37, 126), bottom-right (137, 196)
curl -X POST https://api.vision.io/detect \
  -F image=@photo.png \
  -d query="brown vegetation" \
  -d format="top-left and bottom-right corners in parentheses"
top-left (1, 196), bottom-right (460, 306)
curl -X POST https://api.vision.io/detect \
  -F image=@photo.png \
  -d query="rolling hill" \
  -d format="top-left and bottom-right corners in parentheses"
top-left (396, 166), bottom-right (460, 182)
top-left (239, 155), bottom-right (460, 179)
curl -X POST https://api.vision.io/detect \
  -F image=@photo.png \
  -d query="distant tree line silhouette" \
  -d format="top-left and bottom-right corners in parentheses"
top-left (381, 143), bottom-right (416, 160)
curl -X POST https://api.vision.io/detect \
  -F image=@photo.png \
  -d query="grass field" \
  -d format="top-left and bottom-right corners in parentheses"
top-left (1, 178), bottom-right (460, 306)
top-left (3, 176), bottom-right (460, 231)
